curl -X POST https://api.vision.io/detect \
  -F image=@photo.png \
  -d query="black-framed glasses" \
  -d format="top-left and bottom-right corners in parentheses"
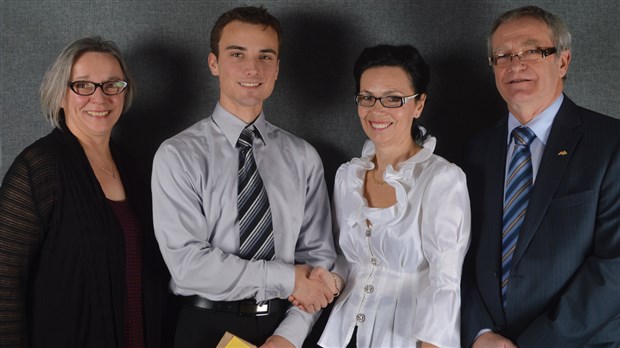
top-left (67, 80), bottom-right (128, 96)
top-left (354, 93), bottom-right (419, 108)
top-left (488, 47), bottom-right (557, 67)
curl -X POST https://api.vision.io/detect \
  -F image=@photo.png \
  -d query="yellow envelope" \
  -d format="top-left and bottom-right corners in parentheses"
top-left (216, 331), bottom-right (257, 348)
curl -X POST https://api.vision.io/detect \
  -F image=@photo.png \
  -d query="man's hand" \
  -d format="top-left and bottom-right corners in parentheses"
top-left (289, 266), bottom-right (341, 311)
top-left (308, 266), bottom-right (341, 295)
top-left (288, 264), bottom-right (333, 313)
top-left (260, 335), bottom-right (294, 348)
top-left (473, 332), bottom-right (518, 348)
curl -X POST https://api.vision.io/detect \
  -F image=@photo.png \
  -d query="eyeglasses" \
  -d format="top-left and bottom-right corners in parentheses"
top-left (488, 47), bottom-right (557, 67)
top-left (67, 80), bottom-right (128, 96)
top-left (354, 93), bottom-right (419, 108)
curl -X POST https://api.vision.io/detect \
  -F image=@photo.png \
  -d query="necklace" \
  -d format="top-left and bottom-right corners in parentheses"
top-left (370, 168), bottom-right (386, 185)
top-left (84, 148), bottom-right (117, 179)
top-left (94, 162), bottom-right (116, 179)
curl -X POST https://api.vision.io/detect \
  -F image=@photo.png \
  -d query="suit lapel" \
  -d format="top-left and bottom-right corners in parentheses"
top-left (512, 97), bottom-right (583, 265)
top-left (478, 118), bottom-right (509, 322)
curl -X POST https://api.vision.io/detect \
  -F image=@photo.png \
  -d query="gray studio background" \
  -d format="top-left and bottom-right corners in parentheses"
top-left (1, 0), bottom-right (619, 194)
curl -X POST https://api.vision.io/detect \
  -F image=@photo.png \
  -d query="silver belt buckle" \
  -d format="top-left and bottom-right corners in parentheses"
top-left (239, 300), bottom-right (270, 316)
top-left (255, 302), bottom-right (269, 316)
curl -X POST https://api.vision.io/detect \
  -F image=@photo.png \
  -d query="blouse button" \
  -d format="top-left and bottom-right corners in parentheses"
top-left (364, 284), bottom-right (374, 293)
top-left (356, 313), bottom-right (366, 323)
top-left (370, 257), bottom-right (380, 266)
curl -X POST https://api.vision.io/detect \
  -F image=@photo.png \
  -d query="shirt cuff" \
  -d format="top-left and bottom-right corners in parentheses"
top-left (475, 328), bottom-right (493, 342)
top-left (272, 308), bottom-right (318, 348)
top-left (263, 260), bottom-right (295, 301)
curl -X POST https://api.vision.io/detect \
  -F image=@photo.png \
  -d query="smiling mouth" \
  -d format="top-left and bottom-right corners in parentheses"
top-left (509, 78), bottom-right (531, 84)
top-left (369, 121), bottom-right (391, 130)
top-left (239, 82), bottom-right (261, 87)
top-left (86, 111), bottom-right (110, 117)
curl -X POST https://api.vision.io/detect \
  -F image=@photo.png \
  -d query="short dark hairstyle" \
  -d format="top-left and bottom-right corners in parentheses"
top-left (353, 44), bottom-right (430, 144)
top-left (210, 5), bottom-right (281, 58)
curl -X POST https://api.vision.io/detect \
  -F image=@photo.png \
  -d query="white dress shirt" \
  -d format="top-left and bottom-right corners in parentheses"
top-left (319, 135), bottom-right (471, 348)
top-left (152, 104), bottom-right (336, 347)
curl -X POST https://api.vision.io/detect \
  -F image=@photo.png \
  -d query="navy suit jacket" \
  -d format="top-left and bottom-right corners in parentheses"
top-left (461, 95), bottom-right (620, 347)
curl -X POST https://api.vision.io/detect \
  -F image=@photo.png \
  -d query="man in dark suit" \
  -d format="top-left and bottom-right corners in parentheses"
top-left (461, 6), bottom-right (620, 347)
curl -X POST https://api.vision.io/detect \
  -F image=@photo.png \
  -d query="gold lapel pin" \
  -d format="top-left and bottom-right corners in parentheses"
top-left (558, 150), bottom-right (568, 156)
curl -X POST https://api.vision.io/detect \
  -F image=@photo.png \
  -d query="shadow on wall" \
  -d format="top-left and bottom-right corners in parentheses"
top-left (278, 11), bottom-right (364, 195)
top-left (113, 38), bottom-right (212, 180)
top-left (423, 51), bottom-right (506, 167)
top-left (277, 14), bottom-right (365, 348)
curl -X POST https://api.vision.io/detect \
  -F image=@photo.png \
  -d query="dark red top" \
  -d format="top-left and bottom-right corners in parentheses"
top-left (109, 199), bottom-right (144, 348)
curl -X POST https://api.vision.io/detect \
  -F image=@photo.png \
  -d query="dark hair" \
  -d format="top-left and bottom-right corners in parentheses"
top-left (353, 44), bottom-right (430, 144)
top-left (210, 5), bottom-right (281, 58)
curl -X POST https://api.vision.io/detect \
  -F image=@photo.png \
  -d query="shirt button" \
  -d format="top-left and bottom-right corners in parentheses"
top-left (364, 284), bottom-right (374, 293)
top-left (356, 313), bottom-right (366, 323)
top-left (370, 257), bottom-right (379, 266)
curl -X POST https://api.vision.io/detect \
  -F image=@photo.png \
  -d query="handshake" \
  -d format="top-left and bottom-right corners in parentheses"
top-left (288, 264), bottom-right (344, 314)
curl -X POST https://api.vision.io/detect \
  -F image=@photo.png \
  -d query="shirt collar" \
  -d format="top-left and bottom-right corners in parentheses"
top-left (359, 127), bottom-right (436, 171)
top-left (212, 103), bottom-right (269, 148)
top-left (507, 93), bottom-right (563, 146)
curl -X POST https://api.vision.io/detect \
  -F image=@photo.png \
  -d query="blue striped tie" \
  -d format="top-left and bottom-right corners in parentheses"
top-left (237, 126), bottom-right (275, 260)
top-left (501, 126), bottom-right (536, 308)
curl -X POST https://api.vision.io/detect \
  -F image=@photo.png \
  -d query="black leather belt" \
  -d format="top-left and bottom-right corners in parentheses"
top-left (185, 295), bottom-right (287, 317)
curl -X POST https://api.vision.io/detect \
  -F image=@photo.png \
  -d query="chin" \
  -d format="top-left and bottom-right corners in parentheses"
top-left (238, 96), bottom-right (266, 107)
top-left (502, 90), bottom-right (537, 103)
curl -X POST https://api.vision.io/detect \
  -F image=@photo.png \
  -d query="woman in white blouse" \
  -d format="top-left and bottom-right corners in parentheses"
top-left (317, 44), bottom-right (471, 348)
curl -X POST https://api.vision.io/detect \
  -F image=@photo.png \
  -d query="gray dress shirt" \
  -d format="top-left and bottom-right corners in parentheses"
top-left (152, 104), bottom-right (336, 347)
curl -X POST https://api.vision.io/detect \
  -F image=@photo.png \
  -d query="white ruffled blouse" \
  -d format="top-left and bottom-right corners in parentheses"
top-left (318, 136), bottom-right (471, 348)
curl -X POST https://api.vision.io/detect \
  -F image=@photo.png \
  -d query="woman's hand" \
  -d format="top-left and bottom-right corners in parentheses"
top-left (309, 267), bottom-right (342, 296)
top-left (287, 265), bottom-right (334, 313)
top-left (288, 267), bottom-right (345, 313)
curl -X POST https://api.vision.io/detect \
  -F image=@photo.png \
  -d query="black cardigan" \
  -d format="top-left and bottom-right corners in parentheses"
top-left (0, 125), bottom-right (166, 347)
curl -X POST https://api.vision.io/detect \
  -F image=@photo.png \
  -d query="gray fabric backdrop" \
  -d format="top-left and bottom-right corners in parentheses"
top-left (1, 0), bottom-right (619, 192)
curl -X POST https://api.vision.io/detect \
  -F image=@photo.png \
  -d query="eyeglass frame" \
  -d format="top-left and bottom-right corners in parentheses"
top-left (67, 80), bottom-right (128, 96)
top-left (354, 93), bottom-right (420, 108)
top-left (488, 47), bottom-right (557, 67)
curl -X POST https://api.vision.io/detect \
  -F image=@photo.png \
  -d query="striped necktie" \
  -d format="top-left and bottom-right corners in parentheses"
top-left (237, 126), bottom-right (275, 260)
top-left (501, 126), bottom-right (536, 308)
